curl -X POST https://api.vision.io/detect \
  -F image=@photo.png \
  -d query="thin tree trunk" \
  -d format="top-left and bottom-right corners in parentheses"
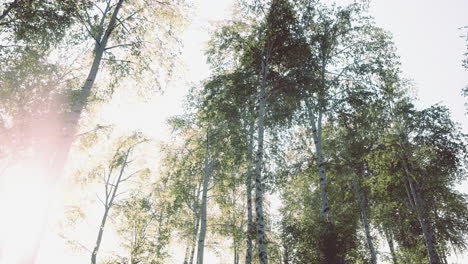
top-left (360, 194), bottom-right (377, 264)
top-left (434, 210), bottom-right (448, 264)
top-left (190, 206), bottom-right (201, 264)
top-left (196, 132), bottom-right (211, 264)
top-left (353, 180), bottom-right (377, 264)
top-left (245, 173), bottom-right (254, 264)
top-left (305, 101), bottom-right (329, 221)
top-left (409, 177), bottom-right (440, 264)
top-left (282, 242), bottom-right (290, 264)
top-left (400, 156), bottom-right (440, 264)
top-left (183, 244), bottom-right (190, 264)
top-left (91, 207), bottom-right (110, 264)
top-left (254, 55), bottom-right (269, 264)
top-left (91, 147), bottom-right (130, 264)
top-left (305, 98), bottom-right (338, 264)
top-left (384, 227), bottom-right (398, 264)
top-left (234, 244), bottom-right (239, 264)
top-left (188, 177), bottom-right (203, 264)
top-left (245, 119), bottom-right (255, 264)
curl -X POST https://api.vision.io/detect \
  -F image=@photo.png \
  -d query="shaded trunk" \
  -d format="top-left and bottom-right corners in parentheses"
top-left (360, 195), bottom-right (377, 264)
top-left (254, 56), bottom-right (269, 264)
top-left (190, 206), bottom-right (201, 264)
top-left (188, 178), bottom-right (203, 264)
top-left (183, 244), bottom-right (190, 264)
top-left (305, 103), bottom-right (329, 221)
top-left (305, 99), bottom-right (337, 264)
top-left (354, 180), bottom-right (377, 264)
top-left (234, 244), bottom-right (239, 264)
top-left (401, 157), bottom-right (440, 264)
top-left (282, 241), bottom-right (290, 264)
top-left (434, 210), bottom-right (448, 264)
top-left (245, 175), bottom-right (253, 264)
top-left (196, 132), bottom-right (211, 264)
top-left (245, 119), bottom-right (255, 264)
top-left (53, 0), bottom-right (125, 177)
top-left (384, 227), bottom-right (398, 264)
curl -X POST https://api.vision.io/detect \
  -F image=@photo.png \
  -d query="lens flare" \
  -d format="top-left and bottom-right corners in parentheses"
top-left (0, 159), bottom-right (53, 264)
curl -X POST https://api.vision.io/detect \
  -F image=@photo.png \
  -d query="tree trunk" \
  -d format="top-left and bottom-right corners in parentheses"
top-left (384, 227), bottom-right (398, 264)
top-left (305, 103), bottom-right (329, 221)
top-left (52, 0), bottom-right (125, 177)
top-left (360, 195), bottom-right (377, 264)
top-left (91, 147), bottom-right (130, 264)
top-left (245, 120), bottom-right (255, 264)
top-left (17, 3), bottom-right (125, 264)
top-left (245, 173), bottom-right (254, 264)
top-left (254, 55), bottom-right (269, 264)
top-left (188, 178), bottom-right (203, 264)
top-left (305, 99), bottom-right (338, 264)
top-left (190, 206), bottom-right (201, 264)
top-left (400, 157), bottom-right (440, 264)
top-left (282, 239), bottom-right (290, 264)
top-left (91, 208), bottom-right (109, 264)
top-left (409, 177), bottom-right (440, 264)
top-left (196, 132), bottom-right (211, 264)
top-left (234, 244), bottom-right (239, 264)
top-left (353, 180), bottom-right (377, 264)
top-left (183, 244), bottom-right (190, 264)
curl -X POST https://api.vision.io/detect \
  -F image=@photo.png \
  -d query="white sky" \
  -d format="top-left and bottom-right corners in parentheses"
top-left (30, 0), bottom-right (468, 263)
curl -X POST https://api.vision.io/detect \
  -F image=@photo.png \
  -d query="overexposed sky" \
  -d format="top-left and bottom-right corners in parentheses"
top-left (32, 0), bottom-right (468, 263)
top-left (371, 0), bottom-right (468, 132)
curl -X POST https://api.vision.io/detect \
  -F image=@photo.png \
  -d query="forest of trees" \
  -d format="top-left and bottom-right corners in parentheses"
top-left (0, 0), bottom-right (467, 264)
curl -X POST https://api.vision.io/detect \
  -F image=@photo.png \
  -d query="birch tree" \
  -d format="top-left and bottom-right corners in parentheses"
top-left (206, 1), bottom-right (304, 262)
top-left (52, 0), bottom-right (187, 184)
top-left (91, 138), bottom-right (145, 264)
top-left (159, 131), bottom-right (203, 264)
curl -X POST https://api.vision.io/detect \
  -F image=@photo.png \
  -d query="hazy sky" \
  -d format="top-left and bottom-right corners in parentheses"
top-left (31, 0), bottom-right (468, 263)
top-left (371, 0), bottom-right (467, 131)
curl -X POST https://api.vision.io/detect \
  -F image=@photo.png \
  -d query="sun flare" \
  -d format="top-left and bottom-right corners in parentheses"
top-left (0, 159), bottom-right (55, 264)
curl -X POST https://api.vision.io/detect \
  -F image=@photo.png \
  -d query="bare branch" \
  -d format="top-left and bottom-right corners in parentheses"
top-left (96, 194), bottom-right (107, 207)
top-left (120, 169), bottom-right (145, 182)
top-left (75, 125), bottom-right (111, 138)
top-left (101, 58), bottom-right (136, 64)
top-left (104, 43), bottom-right (133, 51)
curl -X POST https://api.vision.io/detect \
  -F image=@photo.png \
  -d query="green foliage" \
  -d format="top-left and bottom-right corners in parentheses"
top-left (113, 179), bottom-right (176, 264)
top-left (0, 0), bottom-right (77, 48)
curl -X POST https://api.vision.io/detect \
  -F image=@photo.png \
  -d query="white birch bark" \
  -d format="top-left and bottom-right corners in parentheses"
top-left (305, 99), bottom-right (330, 221)
top-left (189, 182), bottom-right (203, 264)
top-left (196, 132), bottom-right (211, 264)
top-left (254, 56), bottom-right (269, 264)
top-left (190, 204), bottom-right (201, 264)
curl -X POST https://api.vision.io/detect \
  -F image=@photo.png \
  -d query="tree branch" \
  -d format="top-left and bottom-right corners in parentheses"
top-left (0, 0), bottom-right (18, 22)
